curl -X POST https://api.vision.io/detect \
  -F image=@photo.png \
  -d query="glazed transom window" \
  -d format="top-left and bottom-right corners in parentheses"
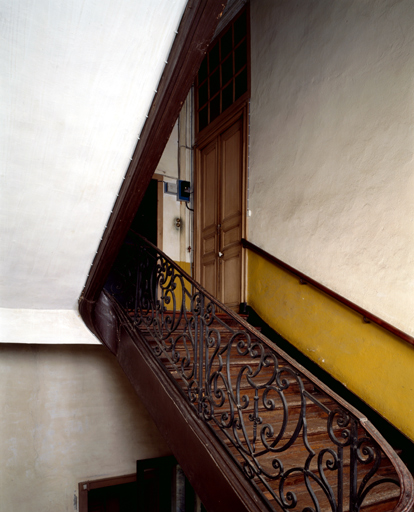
top-left (196, 8), bottom-right (249, 133)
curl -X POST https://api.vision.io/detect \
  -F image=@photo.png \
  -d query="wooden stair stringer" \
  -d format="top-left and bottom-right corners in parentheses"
top-left (95, 290), bottom-right (414, 512)
top-left (114, 311), bottom-right (274, 512)
top-left (136, 320), bottom-right (411, 512)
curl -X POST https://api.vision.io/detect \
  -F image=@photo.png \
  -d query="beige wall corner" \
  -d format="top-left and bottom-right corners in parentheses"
top-left (0, 344), bottom-right (170, 511)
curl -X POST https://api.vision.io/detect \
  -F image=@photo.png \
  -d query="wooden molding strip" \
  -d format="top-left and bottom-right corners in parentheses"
top-left (79, 0), bottom-right (227, 306)
top-left (242, 238), bottom-right (414, 348)
top-left (78, 474), bottom-right (136, 512)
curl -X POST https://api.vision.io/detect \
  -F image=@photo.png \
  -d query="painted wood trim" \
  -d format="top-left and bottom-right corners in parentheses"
top-left (242, 238), bottom-right (414, 347)
top-left (194, 103), bottom-right (248, 303)
top-left (79, 0), bottom-right (228, 309)
top-left (194, 91), bottom-right (250, 147)
top-left (153, 173), bottom-right (164, 251)
top-left (194, 4), bottom-right (251, 141)
top-left (78, 474), bottom-right (136, 512)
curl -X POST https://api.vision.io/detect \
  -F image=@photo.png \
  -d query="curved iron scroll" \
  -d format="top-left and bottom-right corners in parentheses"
top-left (105, 232), bottom-right (412, 512)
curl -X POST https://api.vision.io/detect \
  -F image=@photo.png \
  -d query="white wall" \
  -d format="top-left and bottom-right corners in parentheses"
top-left (0, 344), bottom-right (170, 511)
top-left (157, 94), bottom-right (193, 265)
top-left (1, 0), bottom-right (187, 311)
top-left (163, 191), bottom-right (182, 261)
top-left (157, 122), bottom-right (180, 179)
top-left (0, 0), bottom-right (187, 346)
top-left (249, 0), bottom-right (414, 336)
top-left (0, 308), bottom-right (99, 344)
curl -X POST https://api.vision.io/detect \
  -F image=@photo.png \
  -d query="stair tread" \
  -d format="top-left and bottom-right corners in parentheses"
top-left (132, 319), bottom-right (407, 512)
top-left (259, 478), bottom-right (400, 512)
top-left (221, 439), bottom-right (398, 481)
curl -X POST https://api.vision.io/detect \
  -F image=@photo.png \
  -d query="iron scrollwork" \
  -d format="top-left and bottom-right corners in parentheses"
top-left (105, 232), bottom-right (402, 512)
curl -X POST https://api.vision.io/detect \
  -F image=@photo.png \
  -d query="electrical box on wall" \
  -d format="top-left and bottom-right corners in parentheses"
top-left (164, 180), bottom-right (191, 202)
top-left (177, 180), bottom-right (191, 202)
top-left (164, 181), bottom-right (178, 195)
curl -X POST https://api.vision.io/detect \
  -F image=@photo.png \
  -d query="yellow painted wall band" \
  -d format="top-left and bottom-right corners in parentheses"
top-left (246, 250), bottom-right (414, 441)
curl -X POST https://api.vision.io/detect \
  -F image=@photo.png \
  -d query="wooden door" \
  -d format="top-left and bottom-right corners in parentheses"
top-left (199, 137), bottom-right (220, 298)
top-left (196, 112), bottom-right (246, 311)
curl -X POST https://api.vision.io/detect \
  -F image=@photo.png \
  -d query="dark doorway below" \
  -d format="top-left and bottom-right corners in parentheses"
top-left (88, 481), bottom-right (137, 512)
top-left (130, 178), bottom-right (158, 245)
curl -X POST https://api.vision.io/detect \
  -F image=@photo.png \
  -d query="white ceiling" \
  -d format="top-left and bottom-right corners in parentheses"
top-left (0, 0), bottom-right (187, 342)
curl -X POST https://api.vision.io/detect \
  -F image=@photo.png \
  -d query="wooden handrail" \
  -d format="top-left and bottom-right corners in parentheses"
top-left (242, 238), bottom-right (414, 348)
top-left (100, 233), bottom-right (414, 511)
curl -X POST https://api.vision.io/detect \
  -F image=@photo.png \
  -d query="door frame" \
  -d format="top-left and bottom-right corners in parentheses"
top-left (78, 473), bottom-right (136, 512)
top-left (152, 173), bottom-right (164, 251)
top-left (194, 101), bottom-right (249, 307)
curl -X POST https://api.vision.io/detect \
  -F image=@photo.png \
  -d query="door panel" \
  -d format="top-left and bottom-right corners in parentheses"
top-left (223, 223), bottom-right (241, 247)
top-left (200, 139), bottom-right (219, 297)
top-left (202, 259), bottom-right (218, 298)
top-left (221, 119), bottom-right (242, 222)
top-left (196, 112), bottom-right (245, 310)
top-left (219, 117), bottom-right (243, 309)
top-left (221, 245), bottom-right (242, 308)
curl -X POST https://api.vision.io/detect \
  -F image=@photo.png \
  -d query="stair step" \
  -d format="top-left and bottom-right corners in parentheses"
top-left (257, 476), bottom-right (400, 512)
top-left (221, 436), bottom-right (400, 512)
top-left (219, 433), bottom-right (398, 478)
top-left (133, 320), bottom-right (407, 512)
top-left (163, 366), bottom-right (318, 399)
top-left (131, 310), bottom-right (251, 330)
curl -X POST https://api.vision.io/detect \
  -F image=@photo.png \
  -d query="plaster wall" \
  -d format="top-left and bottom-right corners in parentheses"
top-left (158, 94), bottom-right (193, 266)
top-left (249, 0), bottom-right (414, 336)
top-left (0, 308), bottom-right (99, 344)
top-left (247, 251), bottom-right (414, 441)
top-left (0, 344), bottom-right (170, 511)
top-left (0, 0), bottom-right (187, 311)
top-left (156, 122), bottom-right (179, 179)
top-left (163, 190), bottom-right (182, 261)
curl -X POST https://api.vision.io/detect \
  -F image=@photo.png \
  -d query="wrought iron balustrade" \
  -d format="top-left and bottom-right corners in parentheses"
top-left (105, 231), bottom-right (413, 512)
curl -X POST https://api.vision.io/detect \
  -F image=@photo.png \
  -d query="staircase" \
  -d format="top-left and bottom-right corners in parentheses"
top-left (101, 232), bottom-right (414, 512)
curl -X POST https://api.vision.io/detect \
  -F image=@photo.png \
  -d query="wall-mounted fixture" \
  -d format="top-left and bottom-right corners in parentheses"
top-left (164, 180), bottom-right (191, 203)
top-left (177, 180), bottom-right (190, 202)
top-left (164, 181), bottom-right (178, 196)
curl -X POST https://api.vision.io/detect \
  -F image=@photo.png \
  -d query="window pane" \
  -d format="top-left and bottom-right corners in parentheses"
top-left (222, 81), bottom-right (233, 112)
top-left (235, 68), bottom-right (247, 100)
top-left (235, 39), bottom-right (247, 73)
top-left (234, 11), bottom-right (246, 45)
top-left (210, 95), bottom-right (220, 122)
top-left (221, 28), bottom-right (232, 59)
top-left (209, 68), bottom-right (220, 97)
top-left (209, 43), bottom-right (219, 72)
top-left (198, 81), bottom-right (208, 108)
top-left (199, 106), bottom-right (208, 132)
top-left (198, 57), bottom-right (208, 84)
top-left (221, 54), bottom-right (233, 86)
top-left (195, 6), bottom-right (248, 133)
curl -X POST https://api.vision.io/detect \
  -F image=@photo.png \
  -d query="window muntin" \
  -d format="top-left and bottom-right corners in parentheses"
top-left (195, 8), bottom-right (249, 133)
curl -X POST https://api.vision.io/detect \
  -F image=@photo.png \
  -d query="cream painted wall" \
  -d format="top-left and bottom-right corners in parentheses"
top-left (0, 344), bottom-right (170, 511)
top-left (158, 93), bottom-right (193, 266)
top-left (1, 0), bottom-right (187, 312)
top-left (249, 0), bottom-right (414, 336)
top-left (0, 308), bottom-right (99, 344)
top-left (157, 122), bottom-right (179, 179)
top-left (163, 190), bottom-right (182, 261)
top-left (157, 120), bottom-right (181, 261)
top-left (0, 0), bottom-right (187, 346)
